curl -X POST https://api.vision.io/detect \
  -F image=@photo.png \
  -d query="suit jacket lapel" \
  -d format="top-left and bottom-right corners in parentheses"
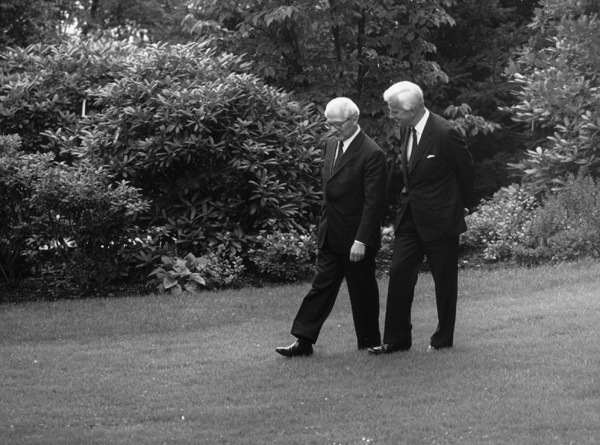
top-left (330, 131), bottom-right (364, 177)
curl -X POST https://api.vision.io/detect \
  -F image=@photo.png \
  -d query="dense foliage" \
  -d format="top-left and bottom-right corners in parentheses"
top-left (0, 40), bottom-right (135, 155)
top-left (431, 0), bottom-right (539, 198)
top-left (185, 0), bottom-right (455, 102)
top-left (461, 185), bottom-right (536, 263)
top-left (0, 0), bottom-right (65, 49)
top-left (506, 0), bottom-right (600, 192)
top-left (3, 1), bottom-right (538, 203)
top-left (0, 134), bottom-right (148, 294)
top-left (0, 41), bottom-right (324, 294)
top-left (74, 43), bottom-right (323, 257)
top-left (3, 0), bottom-right (600, 299)
top-left (515, 174), bottom-right (600, 264)
top-left (183, 1), bottom-right (540, 201)
top-left (461, 174), bottom-right (600, 266)
top-left (148, 251), bottom-right (245, 294)
top-left (248, 226), bottom-right (317, 283)
top-left (0, 0), bottom-right (192, 50)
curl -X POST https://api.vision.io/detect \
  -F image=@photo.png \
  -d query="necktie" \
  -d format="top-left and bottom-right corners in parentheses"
top-left (332, 141), bottom-right (343, 173)
top-left (408, 127), bottom-right (418, 162)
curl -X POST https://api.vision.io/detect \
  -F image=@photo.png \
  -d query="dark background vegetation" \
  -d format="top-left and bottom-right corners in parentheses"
top-left (2, 0), bottom-right (600, 300)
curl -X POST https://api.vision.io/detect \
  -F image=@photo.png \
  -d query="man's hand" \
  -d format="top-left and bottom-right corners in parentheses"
top-left (350, 241), bottom-right (366, 262)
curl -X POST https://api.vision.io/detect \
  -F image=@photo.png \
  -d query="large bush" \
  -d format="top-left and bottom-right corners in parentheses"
top-left (1, 40), bottom-right (324, 290)
top-left (68, 42), bottom-right (324, 257)
top-left (461, 185), bottom-right (536, 263)
top-left (0, 134), bottom-right (148, 294)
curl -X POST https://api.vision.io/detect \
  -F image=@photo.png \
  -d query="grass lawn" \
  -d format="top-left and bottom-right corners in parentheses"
top-left (1, 261), bottom-right (599, 444)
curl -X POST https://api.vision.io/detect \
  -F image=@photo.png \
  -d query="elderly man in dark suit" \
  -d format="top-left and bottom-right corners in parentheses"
top-left (369, 81), bottom-right (475, 355)
top-left (276, 97), bottom-right (388, 357)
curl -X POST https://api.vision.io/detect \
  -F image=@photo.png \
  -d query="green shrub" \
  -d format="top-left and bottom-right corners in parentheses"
top-left (2, 40), bottom-right (324, 290)
top-left (514, 174), bottom-right (600, 265)
top-left (74, 42), bottom-right (323, 256)
top-left (0, 137), bottom-right (148, 293)
top-left (194, 247), bottom-right (245, 289)
top-left (148, 253), bottom-right (209, 295)
top-left (506, 3), bottom-right (600, 192)
top-left (248, 226), bottom-right (317, 283)
top-left (26, 160), bottom-right (149, 295)
top-left (148, 250), bottom-right (245, 294)
top-left (461, 184), bottom-right (537, 263)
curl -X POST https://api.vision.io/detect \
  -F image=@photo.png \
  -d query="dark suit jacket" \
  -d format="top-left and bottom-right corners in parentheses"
top-left (392, 112), bottom-right (475, 242)
top-left (317, 130), bottom-right (388, 254)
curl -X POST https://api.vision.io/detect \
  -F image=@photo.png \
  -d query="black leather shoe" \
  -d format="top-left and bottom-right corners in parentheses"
top-left (275, 340), bottom-right (313, 357)
top-left (367, 344), bottom-right (409, 355)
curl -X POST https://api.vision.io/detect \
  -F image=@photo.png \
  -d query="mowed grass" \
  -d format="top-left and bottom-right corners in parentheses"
top-left (1, 261), bottom-right (599, 445)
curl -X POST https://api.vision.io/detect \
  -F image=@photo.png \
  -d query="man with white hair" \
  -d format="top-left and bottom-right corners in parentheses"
top-left (276, 97), bottom-right (388, 357)
top-left (369, 81), bottom-right (475, 355)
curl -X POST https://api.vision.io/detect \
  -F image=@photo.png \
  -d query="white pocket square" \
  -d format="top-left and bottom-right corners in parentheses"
top-left (427, 154), bottom-right (436, 159)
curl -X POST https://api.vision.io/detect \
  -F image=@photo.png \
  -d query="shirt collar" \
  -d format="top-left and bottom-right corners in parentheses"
top-left (340, 125), bottom-right (361, 151)
top-left (413, 109), bottom-right (429, 135)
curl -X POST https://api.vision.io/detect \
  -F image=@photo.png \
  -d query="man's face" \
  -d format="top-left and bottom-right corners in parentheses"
top-left (387, 97), bottom-right (414, 127)
top-left (325, 110), bottom-right (357, 141)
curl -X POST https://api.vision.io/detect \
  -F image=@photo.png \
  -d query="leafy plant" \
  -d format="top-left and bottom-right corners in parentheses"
top-left (26, 160), bottom-right (149, 295)
top-left (195, 246), bottom-right (245, 289)
top-left (505, 0), bottom-right (600, 192)
top-left (444, 104), bottom-right (501, 140)
top-left (0, 135), bottom-right (148, 293)
top-left (248, 226), bottom-right (317, 283)
top-left (148, 253), bottom-right (209, 295)
top-left (514, 174), bottom-right (600, 265)
top-left (461, 184), bottom-right (536, 262)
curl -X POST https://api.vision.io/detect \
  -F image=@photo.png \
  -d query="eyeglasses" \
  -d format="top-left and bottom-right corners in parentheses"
top-left (325, 116), bottom-right (353, 130)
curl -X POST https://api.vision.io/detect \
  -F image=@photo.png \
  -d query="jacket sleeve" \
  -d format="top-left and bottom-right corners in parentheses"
top-left (356, 147), bottom-right (388, 246)
top-left (442, 127), bottom-right (476, 209)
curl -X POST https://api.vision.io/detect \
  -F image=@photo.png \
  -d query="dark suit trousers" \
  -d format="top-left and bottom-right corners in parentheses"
top-left (291, 242), bottom-right (381, 349)
top-left (384, 209), bottom-right (459, 349)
